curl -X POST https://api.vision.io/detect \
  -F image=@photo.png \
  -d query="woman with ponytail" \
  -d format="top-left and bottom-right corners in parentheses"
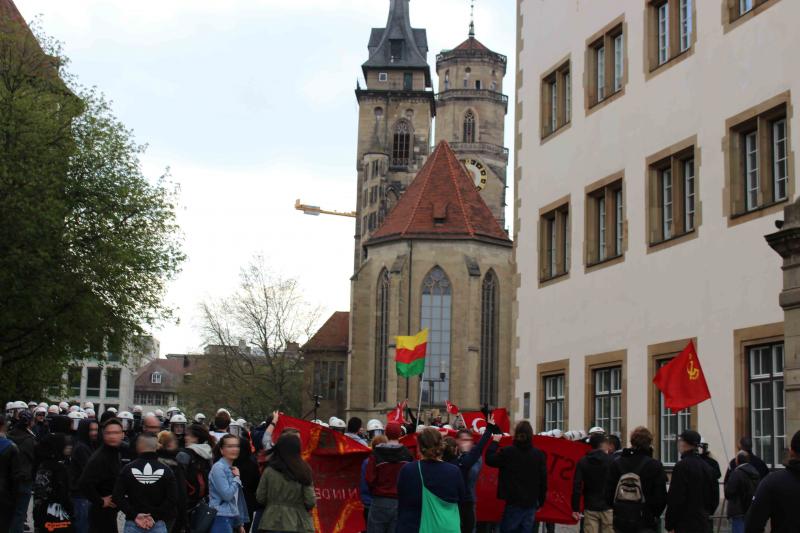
top-left (255, 432), bottom-right (316, 532)
top-left (396, 427), bottom-right (466, 533)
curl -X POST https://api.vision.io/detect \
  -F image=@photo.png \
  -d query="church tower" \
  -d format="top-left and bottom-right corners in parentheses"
top-left (354, 0), bottom-right (435, 270)
top-left (434, 17), bottom-right (509, 227)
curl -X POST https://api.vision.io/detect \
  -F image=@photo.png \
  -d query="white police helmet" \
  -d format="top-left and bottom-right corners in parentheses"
top-left (118, 411), bottom-right (134, 431)
top-left (194, 413), bottom-right (206, 423)
top-left (133, 405), bottom-right (143, 414)
top-left (589, 426), bottom-right (606, 435)
top-left (366, 419), bottom-right (384, 437)
top-left (85, 409), bottom-right (96, 418)
top-left (68, 411), bottom-right (83, 431)
top-left (58, 401), bottom-right (69, 411)
top-left (106, 407), bottom-right (117, 415)
top-left (48, 405), bottom-right (60, 415)
top-left (83, 401), bottom-right (94, 410)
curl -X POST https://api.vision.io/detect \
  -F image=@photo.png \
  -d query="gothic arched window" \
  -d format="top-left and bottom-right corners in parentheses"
top-left (392, 120), bottom-right (411, 167)
top-left (421, 267), bottom-right (452, 405)
top-left (375, 269), bottom-right (390, 404)
top-left (463, 110), bottom-right (476, 143)
top-left (444, 70), bottom-right (450, 90)
top-left (480, 270), bottom-right (499, 405)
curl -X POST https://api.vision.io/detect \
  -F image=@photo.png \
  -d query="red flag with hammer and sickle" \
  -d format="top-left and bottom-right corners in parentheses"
top-left (653, 340), bottom-right (711, 412)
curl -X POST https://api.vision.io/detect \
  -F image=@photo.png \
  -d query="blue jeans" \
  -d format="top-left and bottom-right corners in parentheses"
top-left (10, 482), bottom-right (32, 533)
top-left (731, 516), bottom-right (745, 533)
top-left (211, 515), bottom-right (241, 533)
top-left (500, 505), bottom-right (537, 533)
top-left (72, 497), bottom-right (91, 533)
top-left (367, 497), bottom-right (397, 533)
top-left (124, 520), bottom-right (167, 533)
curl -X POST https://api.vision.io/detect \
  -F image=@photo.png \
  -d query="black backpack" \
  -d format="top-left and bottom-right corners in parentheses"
top-left (613, 458), bottom-right (648, 532)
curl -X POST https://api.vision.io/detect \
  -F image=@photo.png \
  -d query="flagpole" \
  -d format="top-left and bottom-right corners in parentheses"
top-left (416, 375), bottom-right (423, 431)
top-left (709, 396), bottom-right (729, 533)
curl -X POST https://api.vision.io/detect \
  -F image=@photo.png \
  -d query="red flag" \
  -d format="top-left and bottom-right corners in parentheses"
top-left (461, 409), bottom-right (510, 433)
top-left (273, 416), bottom-right (369, 533)
top-left (387, 401), bottom-right (406, 424)
top-left (445, 400), bottom-right (459, 415)
top-left (653, 340), bottom-right (711, 412)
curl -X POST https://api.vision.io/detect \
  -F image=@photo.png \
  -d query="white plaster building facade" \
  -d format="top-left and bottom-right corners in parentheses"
top-left (514, 0), bottom-right (796, 468)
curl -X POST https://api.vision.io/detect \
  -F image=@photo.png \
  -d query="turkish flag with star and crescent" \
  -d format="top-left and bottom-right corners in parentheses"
top-left (653, 340), bottom-right (711, 412)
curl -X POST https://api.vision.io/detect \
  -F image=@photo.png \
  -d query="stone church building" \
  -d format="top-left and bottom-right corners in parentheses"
top-left (346, 0), bottom-right (512, 420)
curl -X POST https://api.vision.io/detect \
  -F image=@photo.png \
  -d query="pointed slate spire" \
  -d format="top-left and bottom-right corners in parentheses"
top-left (363, 0), bottom-right (431, 85)
top-left (469, 0), bottom-right (475, 38)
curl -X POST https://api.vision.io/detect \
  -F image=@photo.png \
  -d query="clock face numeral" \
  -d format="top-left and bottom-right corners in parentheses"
top-left (463, 158), bottom-right (489, 191)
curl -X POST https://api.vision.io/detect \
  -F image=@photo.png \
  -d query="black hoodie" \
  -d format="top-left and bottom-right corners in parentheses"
top-left (69, 419), bottom-right (99, 497)
top-left (605, 447), bottom-right (667, 531)
top-left (77, 443), bottom-right (123, 507)
top-left (485, 441), bottom-right (548, 509)
top-left (745, 459), bottom-right (800, 533)
top-left (725, 462), bottom-right (760, 517)
top-left (572, 448), bottom-right (612, 512)
top-left (665, 451), bottom-right (719, 533)
top-left (112, 451), bottom-right (177, 523)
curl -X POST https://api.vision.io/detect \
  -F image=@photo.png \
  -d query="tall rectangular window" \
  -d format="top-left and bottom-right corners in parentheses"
top-left (662, 169), bottom-right (673, 240)
top-left (613, 34), bottom-right (624, 92)
top-left (403, 72), bottom-right (413, 90)
top-left (420, 267), bottom-right (452, 405)
top-left (749, 343), bottom-right (785, 468)
top-left (105, 369), bottom-right (120, 399)
top-left (86, 368), bottom-right (101, 397)
top-left (615, 189), bottom-right (624, 256)
top-left (564, 70), bottom-right (572, 124)
top-left (745, 131), bottom-right (760, 211)
top-left (550, 80), bottom-right (558, 133)
top-left (541, 60), bottom-right (571, 138)
top-left (540, 203), bottom-right (570, 281)
top-left (523, 392), bottom-right (531, 420)
top-left (68, 367), bottom-right (82, 397)
top-left (543, 374), bottom-right (565, 431)
top-left (740, 0), bottom-right (754, 15)
top-left (658, 358), bottom-right (692, 465)
top-left (684, 159), bottom-right (696, 231)
top-left (593, 366), bottom-right (622, 436)
top-left (374, 270), bottom-right (390, 404)
top-left (773, 119), bottom-right (788, 202)
top-left (596, 45), bottom-right (606, 102)
top-left (680, 0), bottom-right (692, 52)
top-left (658, 3), bottom-right (670, 65)
top-left (598, 197), bottom-right (607, 262)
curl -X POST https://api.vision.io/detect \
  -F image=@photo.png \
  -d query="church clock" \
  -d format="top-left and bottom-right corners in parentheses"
top-left (463, 158), bottom-right (488, 191)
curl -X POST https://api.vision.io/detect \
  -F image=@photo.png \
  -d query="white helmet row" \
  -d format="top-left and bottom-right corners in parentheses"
top-left (328, 417), bottom-right (346, 429)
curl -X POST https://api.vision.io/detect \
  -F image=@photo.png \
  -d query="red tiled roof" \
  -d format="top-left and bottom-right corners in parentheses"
top-left (0, 0), bottom-right (24, 23)
top-left (368, 141), bottom-right (511, 246)
top-left (303, 312), bottom-right (349, 352)
top-left (454, 37), bottom-right (489, 52)
top-left (135, 356), bottom-right (196, 391)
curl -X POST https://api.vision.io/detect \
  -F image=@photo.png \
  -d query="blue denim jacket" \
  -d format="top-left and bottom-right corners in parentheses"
top-left (208, 459), bottom-right (249, 524)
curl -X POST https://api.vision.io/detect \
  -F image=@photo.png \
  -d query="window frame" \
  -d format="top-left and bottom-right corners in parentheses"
top-left (540, 57), bottom-right (571, 141)
top-left (724, 0), bottom-right (783, 32)
top-left (646, 137), bottom-right (701, 251)
top-left (645, 0), bottom-right (697, 79)
top-left (391, 119), bottom-right (413, 168)
top-left (585, 17), bottom-right (627, 113)
top-left (150, 371), bottom-right (162, 385)
top-left (538, 197), bottom-right (571, 285)
top-left (374, 269), bottom-right (390, 405)
top-left (480, 270), bottom-right (500, 406)
top-left (585, 173), bottom-right (626, 272)
top-left (463, 109), bottom-right (476, 144)
top-left (725, 94), bottom-right (793, 226)
top-left (420, 267), bottom-right (453, 406)
top-left (537, 359), bottom-right (570, 433)
top-left (585, 350), bottom-right (627, 439)
top-left (543, 373), bottom-right (566, 431)
top-left (747, 342), bottom-right (785, 468)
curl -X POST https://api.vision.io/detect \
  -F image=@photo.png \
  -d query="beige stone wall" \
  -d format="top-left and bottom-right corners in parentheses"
top-left (347, 238), bottom-right (514, 421)
top-left (436, 60), bottom-right (504, 94)
top-left (365, 70), bottom-right (428, 92)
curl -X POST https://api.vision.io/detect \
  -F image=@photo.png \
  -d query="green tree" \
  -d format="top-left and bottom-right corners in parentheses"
top-left (178, 256), bottom-right (320, 421)
top-left (0, 17), bottom-right (184, 399)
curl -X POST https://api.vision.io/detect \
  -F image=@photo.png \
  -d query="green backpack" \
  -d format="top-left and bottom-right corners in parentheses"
top-left (418, 462), bottom-right (460, 533)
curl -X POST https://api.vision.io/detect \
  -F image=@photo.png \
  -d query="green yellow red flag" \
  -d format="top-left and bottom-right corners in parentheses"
top-left (395, 329), bottom-right (428, 378)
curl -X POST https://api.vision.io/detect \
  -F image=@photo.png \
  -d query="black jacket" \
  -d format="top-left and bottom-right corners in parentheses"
top-left (485, 441), bottom-right (547, 508)
top-left (665, 451), bottom-right (719, 533)
top-left (8, 426), bottom-right (37, 483)
top-left (745, 459), bottom-right (800, 533)
top-left (69, 419), bottom-right (98, 497)
top-left (156, 449), bottom-right (188, 526)
top-left (0, 436), bottom-right (24, 503)
top-left (726, 453), bottom-right (770, 483)
top-left (605, 448), bottom-right (667, 530)
top-left (725, 463), bottom-right (760, 517)
top-left (572, 448), bottom-right (612, 512)
top-left (112, 452), bottom-right (177, 523)
top-left (77, 444), bottom-right (123, 506)
top-left (33, 457), bottom-right (74, 527)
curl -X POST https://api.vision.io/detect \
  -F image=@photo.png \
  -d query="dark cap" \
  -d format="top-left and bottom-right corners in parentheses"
top-left (385, 422), bottom-right (402, 440)
top-left (678, 430), bottom-right (701, 447)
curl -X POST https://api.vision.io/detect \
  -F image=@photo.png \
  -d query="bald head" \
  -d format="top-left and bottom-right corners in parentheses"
top-left (142, 415), bottom-right (162, 434)
top-left (136, 433), bottom-right (158, 454)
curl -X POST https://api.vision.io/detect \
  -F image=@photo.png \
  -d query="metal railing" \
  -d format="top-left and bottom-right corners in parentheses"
top-left (449, 142), bottom-right (509, 159)
top-left (435, 89), bottom-right (508, 105)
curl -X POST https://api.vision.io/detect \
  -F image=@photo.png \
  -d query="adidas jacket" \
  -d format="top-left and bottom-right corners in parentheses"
top-left (112, 452), bottom-right (177, 523)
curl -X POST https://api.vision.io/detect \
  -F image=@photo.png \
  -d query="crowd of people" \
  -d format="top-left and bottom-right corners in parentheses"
top-left (1, 399), bottom-right (799, 533)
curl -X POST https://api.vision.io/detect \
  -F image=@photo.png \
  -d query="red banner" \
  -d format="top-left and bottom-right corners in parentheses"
top-left (274, 416), bottom-right (370, 533)
top-left (275, 416), bottom-right (588, 531)
top-left (461, 408), bottom-right (511, 433)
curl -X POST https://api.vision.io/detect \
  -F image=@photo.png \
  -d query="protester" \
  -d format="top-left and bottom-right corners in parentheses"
top-left (606, 426), bottom-right (667, 533)
top-left (699, 438), bottom-right (722, 482)
top-left (725, 450), bottom-right (761, 533)
top-left (32, 406), bottom-right (50, 441)
top-left (744, 429), bottom-right (800, 533)
top-left (362, 434), bottom-right (388, 530)
top-left (665, 430), bottom-right (719, 533)
top-left (485, 420), bottom-right (548, 533)
top-left (78, 418), bottom-right (127, 533)
top-left (183, 424), bottom-right (215, 512)
top-left (255, 432), bottom-right (316, 532)
top-left (209, 433), bottom-right (249, 533)
top-left (451, 420), bottom-right (494, 533)
top-left (233, 431), bottom-right (261, 528)
top-left (396, 427), bottom-right (466, 533)
top-left (365, 421), bottom-right (413, 533)
top-left (33, 432), bottom-right (74, 532)
top-left (113, 433), bottom-right (178, 533)
top-left (346, 417), bottom-right (368, 446)
top-left (0, 414), bottom-right (24, 532)
top-left (9, 409), bottom-right (37, 533)
top-left (156, 431), bottom-right (189, 532)
top-left (571, 433), bottom-right (613, 533)
top-left (69, 418), bottom-right (99, 533)
top-left (211, 411), bottom-right (233, 443)
top-left (725, 437), bottom-right (770, 482)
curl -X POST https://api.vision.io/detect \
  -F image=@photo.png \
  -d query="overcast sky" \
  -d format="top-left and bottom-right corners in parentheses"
top-left (15, 0), bottom-right (516, 356)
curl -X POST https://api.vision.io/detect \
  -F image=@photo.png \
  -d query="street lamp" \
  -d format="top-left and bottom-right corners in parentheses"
top-left (423, 359), bottom-right (447, 423)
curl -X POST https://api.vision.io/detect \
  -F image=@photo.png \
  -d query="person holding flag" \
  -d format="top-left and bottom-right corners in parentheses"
top-left (451, 414), bottom-right (497, 533)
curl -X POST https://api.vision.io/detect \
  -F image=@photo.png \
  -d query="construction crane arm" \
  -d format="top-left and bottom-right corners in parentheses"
top-left (295, 199), bottom-right (356, 218)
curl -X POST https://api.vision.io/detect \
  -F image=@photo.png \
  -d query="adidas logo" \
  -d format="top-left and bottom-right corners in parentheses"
top-left (132, 462), bottom-right (165, 485)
